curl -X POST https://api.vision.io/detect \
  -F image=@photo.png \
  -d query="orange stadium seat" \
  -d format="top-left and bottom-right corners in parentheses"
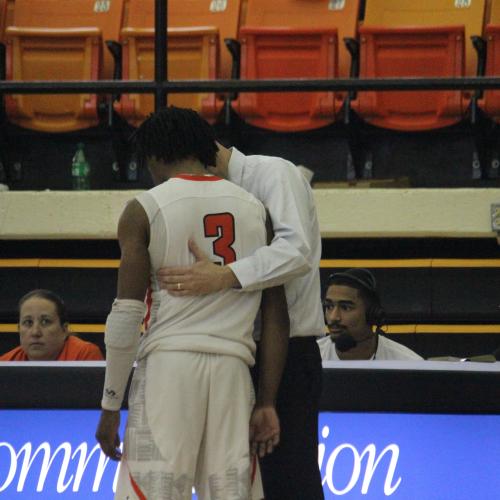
top-left (167, 0), bottom-right (242, 81)
top-left (351, 0), bottom-right (486, 131)
top-left (362, 0), bottom-right (485, 77)
top-left (3, 0), bottom-right (124, 132)
top-left (233, 0), bottom-right (360, 132)
top-left (0, 0), bottom-right (7, 43)
top-left (480, 0), bottom-right (500, 121)
top-left (115, 0), bottom-right (240, 126)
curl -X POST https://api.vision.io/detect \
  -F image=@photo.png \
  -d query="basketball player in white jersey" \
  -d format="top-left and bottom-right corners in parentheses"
top-left (156, 119), bottom-right (325, 498)
top-left (95, 107), bottom-right (289, 499)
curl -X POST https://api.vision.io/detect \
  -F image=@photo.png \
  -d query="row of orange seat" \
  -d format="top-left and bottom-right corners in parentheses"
top-left (1, 0), bottom-right (500, 133)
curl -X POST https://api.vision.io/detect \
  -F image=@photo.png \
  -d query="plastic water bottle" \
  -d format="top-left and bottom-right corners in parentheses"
top-left (71, 143), bottom-right (91, 190)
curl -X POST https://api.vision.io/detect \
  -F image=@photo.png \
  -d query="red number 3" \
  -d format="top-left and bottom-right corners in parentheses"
top-left (203, 213), bottom-right (237, 265)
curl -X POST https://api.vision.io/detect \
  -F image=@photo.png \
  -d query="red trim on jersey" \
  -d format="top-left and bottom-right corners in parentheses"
top-left (251, 455), bottom-right (257, 484)
top-left (129, 473), bottom-right (147, 500)
top-left (174, 174), bottom-right (223, 181)
top-left (143, 287), bottom-right (152, 331)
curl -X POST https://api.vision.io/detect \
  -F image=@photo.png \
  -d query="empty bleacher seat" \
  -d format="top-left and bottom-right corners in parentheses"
top-left (115, 0), bottom-right (239, 126)
top-left (431, 265), bottom-right (500, 322)
top-left (362, 0), bottom-right (485, 77)
top-left (0, 259), bottom-right (118, 323)
top-left (480, 0), bottom-right (500, 121)
top-left (233, 0), bottom-right (360, 131)
top-left (0, 0), bottom-right (15, 44)
top-left (351, 0), bottom-right (486, 131)
top-left (5, 26), bottom-right (102, 132)
top-left (116, 25), bottom-right (220, 127)
top-left (0, 0), bottom-right (7, 43)
top-left (0, 259), bottom-right (39, 323)
top-left (167, 0), bottom-right (242, 81)
top-left (4, 0), bottom-right (124, 132)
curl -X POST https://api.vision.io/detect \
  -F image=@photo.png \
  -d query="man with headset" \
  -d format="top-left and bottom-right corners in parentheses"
top-left (318, 268), bottom-right (423, 361)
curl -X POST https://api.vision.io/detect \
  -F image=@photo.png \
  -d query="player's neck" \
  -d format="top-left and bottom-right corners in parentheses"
top-left (167, 159), bottom-right (208, 178)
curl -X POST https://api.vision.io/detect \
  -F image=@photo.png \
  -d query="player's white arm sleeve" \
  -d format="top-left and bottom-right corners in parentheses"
top-left (101, 299), bottom-right (146, 411)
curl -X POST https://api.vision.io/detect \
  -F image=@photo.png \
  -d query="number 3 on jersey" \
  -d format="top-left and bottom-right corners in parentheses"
top-left (203, 213), bottom-right (236, 265)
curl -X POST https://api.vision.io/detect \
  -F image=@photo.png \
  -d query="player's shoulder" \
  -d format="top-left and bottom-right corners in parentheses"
top-left (220, 177), bottom-right (264, 204)
top-left (121, 197), bottom-right (149, 223)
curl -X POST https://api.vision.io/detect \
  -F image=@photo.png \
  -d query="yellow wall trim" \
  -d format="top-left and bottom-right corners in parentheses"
top-left (320, 259), bottom-right (500, 268)
top-left (0, 259), bottom-right (120, 268)
top-left (2, 258), bottom-right (500, 269)
top-left (1, 324), bottom-right (499, 334)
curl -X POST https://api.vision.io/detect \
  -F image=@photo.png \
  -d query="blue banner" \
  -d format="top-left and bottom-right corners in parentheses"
top-left (318, 412), bottom-right (500, 499)
top-left (0, 410), bottom-right (499, 499)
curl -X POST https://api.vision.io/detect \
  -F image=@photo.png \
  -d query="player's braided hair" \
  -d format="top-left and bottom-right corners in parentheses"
top-left (132, 106), bottom-right (218, 169)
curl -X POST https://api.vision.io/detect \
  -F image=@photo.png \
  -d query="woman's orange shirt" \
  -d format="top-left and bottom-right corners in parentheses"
top-left (0, 335), bottom-right (104, 361)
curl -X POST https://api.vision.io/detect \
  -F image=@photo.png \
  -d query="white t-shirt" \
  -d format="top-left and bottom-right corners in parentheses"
top-left (317, 334), bottom-right (424, 361)
top-left (227, 148), bottom-right (325, 339)
top-left (135, 174), bottom-right (267, 366)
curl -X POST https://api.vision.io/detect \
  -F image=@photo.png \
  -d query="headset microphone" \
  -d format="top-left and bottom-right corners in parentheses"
top-left (327, 268), bottom-right (386, 330)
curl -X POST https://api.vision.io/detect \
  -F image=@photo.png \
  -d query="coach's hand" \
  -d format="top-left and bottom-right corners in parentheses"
top-left (249, 405), bottom-right (280, 458)
top-left (157, 239), bottom-right (240, 296)
top-left (96, 409), bottom-right (122, 461)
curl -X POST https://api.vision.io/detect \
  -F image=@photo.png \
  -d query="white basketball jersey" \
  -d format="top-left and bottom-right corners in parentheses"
top-left (135, 174), bottom-right (267, 365)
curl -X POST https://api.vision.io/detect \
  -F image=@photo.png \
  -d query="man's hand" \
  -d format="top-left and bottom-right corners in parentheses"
top-left (157, 239), bottom-right (240, 296)
top-left (249, 405), bottom-right (280, 458)
top-left (95, 409), bottom-right (122, 461)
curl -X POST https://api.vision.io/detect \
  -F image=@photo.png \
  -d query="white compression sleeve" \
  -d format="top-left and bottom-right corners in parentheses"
top-left (101, 299), bottom-right (146, 411)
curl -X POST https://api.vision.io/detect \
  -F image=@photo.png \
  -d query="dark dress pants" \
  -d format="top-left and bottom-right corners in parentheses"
top-left (252, 336), bottom-right (324, 500)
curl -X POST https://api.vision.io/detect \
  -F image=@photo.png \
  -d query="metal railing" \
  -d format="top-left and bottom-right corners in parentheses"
top-left (1, 1), bottom-right (500, 105)
top-left (2, 77), bottom-right (500, 94)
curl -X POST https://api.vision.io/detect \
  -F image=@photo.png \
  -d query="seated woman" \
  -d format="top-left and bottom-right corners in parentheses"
top-left (0, 289), bottom-right (103, 361)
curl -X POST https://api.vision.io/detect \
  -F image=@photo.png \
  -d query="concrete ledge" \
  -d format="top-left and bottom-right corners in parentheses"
top-left (0, 190), bottom-right (140, 239)
top-left (315, 188), bottom-right (499, 238)
top-left (0, 188), bottom-right (499, 239)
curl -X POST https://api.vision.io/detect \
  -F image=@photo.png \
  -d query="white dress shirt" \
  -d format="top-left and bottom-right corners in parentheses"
top-left (227, 148), bottom-right (325, 338)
